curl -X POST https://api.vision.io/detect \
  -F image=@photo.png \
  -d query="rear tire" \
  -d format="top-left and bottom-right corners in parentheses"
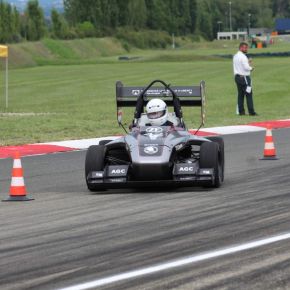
top-left (200, 142), bottom-right (222, 188)
top-left (85, 145), bottom-right (106, 191)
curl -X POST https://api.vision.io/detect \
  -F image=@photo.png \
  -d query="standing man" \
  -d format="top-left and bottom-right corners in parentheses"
top-left (233, 42), bottom-right (258, 116)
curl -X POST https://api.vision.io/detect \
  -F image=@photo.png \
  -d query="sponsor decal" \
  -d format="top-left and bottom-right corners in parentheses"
top-left (179, 176), bottom-right (194, 180)
top-left (145, 89), bottom-right (164, 95)
top-left (174, 164), bottom-right (197, 175)
top-left (160, 89), bottom-right (170, 96)
top-left (144, 127), bottom-right (163, 140)
top-left (109, 178), bottom-right (126, 183)
top-left (107, 165), bottom-right (128, 177)
top-left (144, 143), bottom-right (159, 146)
top-left (200, 169), bottom-right (211, 174)
top-left (132, 90), bottom-right (141, 95)
top-left (179, 166), bottom-right (194, 172)
top-left (92, 171), bottom-right (103, 178)
top-left (144, 145), bottom-right (158, 155)
top-left (111, 169), bottom-right (126, 174)
top-left (174, 89), bottom-right (193, 95)
top-left (175, 143), bottom-right (184, 151)
top-left (145, 127), bottom-right (163, 133)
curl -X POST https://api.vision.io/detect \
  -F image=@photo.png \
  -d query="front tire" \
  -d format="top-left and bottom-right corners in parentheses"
top-left (199, 142), bottom-right (222, 188)
top-left (206, 136), bottom-right (224, 182)
top-left (85, 145), bottom-right (106, 191)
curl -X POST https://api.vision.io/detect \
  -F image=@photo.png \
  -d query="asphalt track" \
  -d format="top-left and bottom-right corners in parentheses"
top-left (0, 128), bottom-right (290, 290)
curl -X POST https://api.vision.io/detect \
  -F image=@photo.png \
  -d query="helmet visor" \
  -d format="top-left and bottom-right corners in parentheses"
top-left (147, 110), bottom-right (166, 119)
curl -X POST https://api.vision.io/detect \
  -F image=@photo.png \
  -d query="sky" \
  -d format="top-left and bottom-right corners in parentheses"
top-left (5, 0), bottom-right (63, 14)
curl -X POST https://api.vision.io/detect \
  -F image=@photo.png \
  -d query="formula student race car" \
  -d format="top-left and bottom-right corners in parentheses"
top-left (85, 79), bottom-right (224, 191)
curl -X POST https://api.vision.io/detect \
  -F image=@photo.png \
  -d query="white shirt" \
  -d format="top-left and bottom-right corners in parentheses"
top-left (233, 51), bottom-right (253, 76)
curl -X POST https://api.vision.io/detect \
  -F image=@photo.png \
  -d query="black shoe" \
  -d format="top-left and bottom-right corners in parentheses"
top-left (239, 112), bottom-right (245, 115)
top-left (249, 112), bottom-right (258, 116)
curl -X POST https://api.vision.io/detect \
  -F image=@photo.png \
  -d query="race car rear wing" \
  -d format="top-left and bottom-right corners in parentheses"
top-left (116, 80), bottom-right (206, 126)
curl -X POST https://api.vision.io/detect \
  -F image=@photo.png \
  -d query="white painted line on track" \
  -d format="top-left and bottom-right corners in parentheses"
top-left (201, 125), bottom-right (265, 135)
top-left (59, 232), bottom-right (290, 290)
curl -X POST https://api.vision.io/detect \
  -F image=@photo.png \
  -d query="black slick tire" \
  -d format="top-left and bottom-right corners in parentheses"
top-left (206, 136), bottom-right (225, 182)
top-left (199, 141), bottom-right (222, 188)
top-left (85, 145), bottom-right (106, 191)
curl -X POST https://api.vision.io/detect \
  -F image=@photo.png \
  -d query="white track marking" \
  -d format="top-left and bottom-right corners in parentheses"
top-left (201, 125), bottom-right (265, 135)
top-left (59, 232), bottom-right (290, 290)
top-left (41, 136), bottom-right (120, 149)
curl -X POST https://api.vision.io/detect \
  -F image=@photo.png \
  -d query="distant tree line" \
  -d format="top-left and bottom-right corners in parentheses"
top-left (1, 0), bottom-right (290, 45)
top-left (0, 0), bottom-right (45, 42)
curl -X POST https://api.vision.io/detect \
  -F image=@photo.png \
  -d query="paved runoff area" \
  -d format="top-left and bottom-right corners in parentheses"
top-left (1, 119), bottom-right (290, 159)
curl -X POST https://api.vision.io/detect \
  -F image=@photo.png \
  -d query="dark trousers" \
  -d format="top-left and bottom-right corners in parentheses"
top-left (235, 75), bottom-right (255, 115)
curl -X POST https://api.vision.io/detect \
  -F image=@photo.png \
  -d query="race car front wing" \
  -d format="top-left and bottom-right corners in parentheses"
top-left (87, 164), bottom-right (215, 188)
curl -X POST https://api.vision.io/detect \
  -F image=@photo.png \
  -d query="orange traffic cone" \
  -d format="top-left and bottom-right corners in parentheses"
top-left (2, 152), bottom-right (34, 201)
top-left (260, 126), bottom-right (278, 160)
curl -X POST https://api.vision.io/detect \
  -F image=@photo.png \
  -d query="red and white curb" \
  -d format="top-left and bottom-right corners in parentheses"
top-left (1, 119), bottom-right (290, 159)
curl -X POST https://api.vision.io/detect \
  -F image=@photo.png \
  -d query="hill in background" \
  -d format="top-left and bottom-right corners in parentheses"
top-left (6, 37), bottom-right (128, 68)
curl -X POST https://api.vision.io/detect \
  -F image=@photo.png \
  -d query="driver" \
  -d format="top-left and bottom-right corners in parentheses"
top-left (146, 98), bottom-right (173, 126)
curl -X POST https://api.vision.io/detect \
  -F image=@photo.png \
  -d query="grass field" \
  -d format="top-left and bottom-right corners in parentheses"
top-left (0, 39), bottom-right (290, 146)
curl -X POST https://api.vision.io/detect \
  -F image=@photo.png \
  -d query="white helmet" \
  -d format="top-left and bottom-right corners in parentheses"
top-left (146, 98), bottom-right (168, 126)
